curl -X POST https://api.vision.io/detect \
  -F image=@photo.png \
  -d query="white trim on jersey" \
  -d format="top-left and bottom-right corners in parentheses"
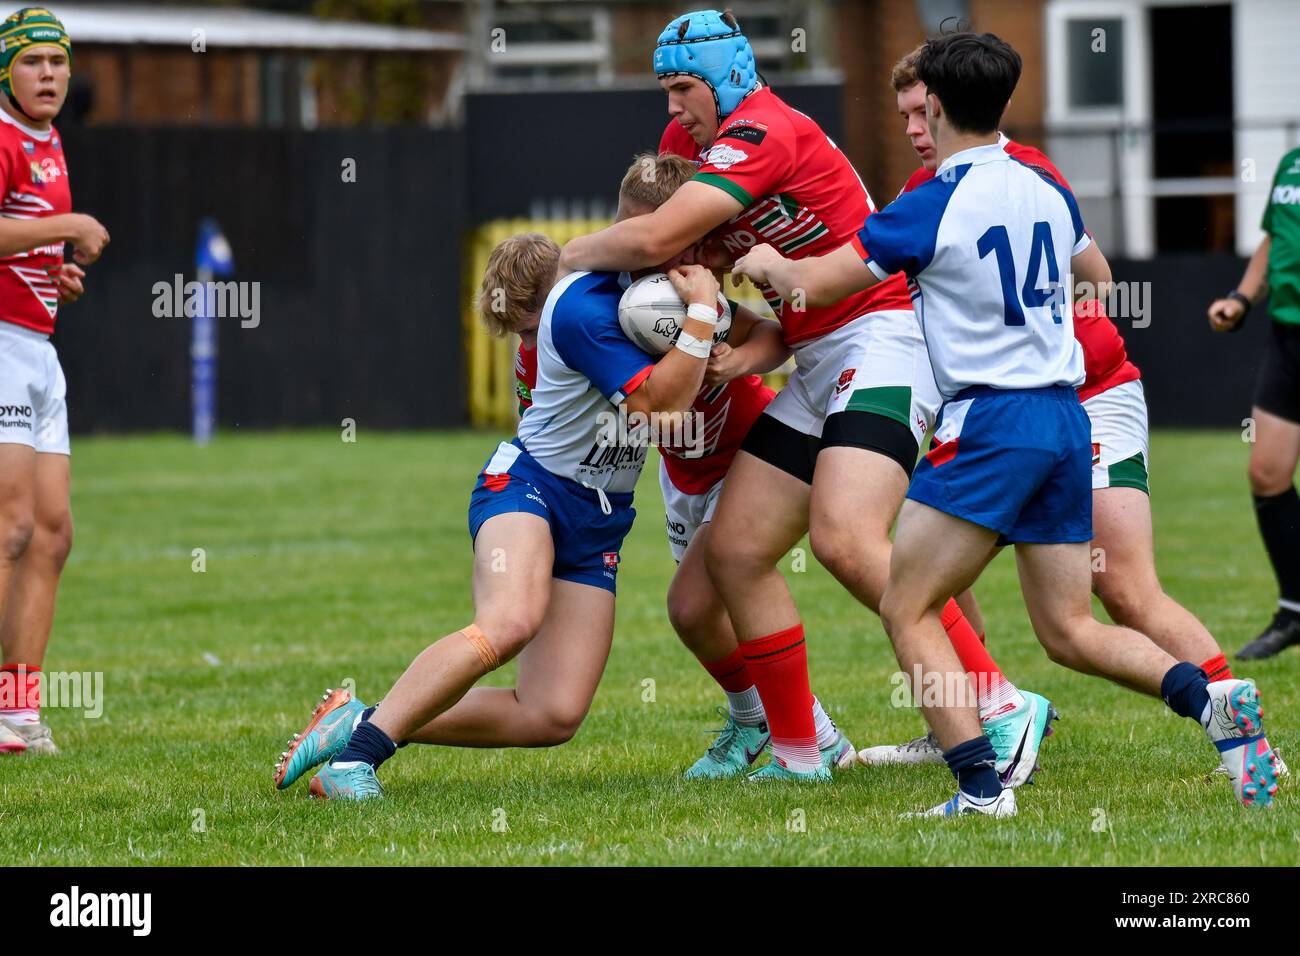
top-left (0, 108), bottom-right (52, 142)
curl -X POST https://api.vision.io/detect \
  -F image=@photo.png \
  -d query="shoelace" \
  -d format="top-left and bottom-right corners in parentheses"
top-left (704, 707), bottom-right (740, 762)
top-left (900, 731), bottom-right (939, 753)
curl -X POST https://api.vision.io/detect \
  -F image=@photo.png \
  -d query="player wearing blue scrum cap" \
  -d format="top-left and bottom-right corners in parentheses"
top-left (651, 7), bottom-right (758, 132)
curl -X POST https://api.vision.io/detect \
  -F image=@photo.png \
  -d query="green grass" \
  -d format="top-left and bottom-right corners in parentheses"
top-left (2, 428), bottom-right (1297, 866)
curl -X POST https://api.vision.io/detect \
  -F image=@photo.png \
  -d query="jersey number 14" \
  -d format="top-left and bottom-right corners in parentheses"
top-left (977, 221), bottom-right (1064, 326)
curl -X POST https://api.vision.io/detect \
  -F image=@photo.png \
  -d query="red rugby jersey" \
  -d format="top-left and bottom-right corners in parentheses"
top-left (899, 138), bottom-right (1140, 402)
top-left (660, 88), bottom-right (912, 346)
top-left (515, 342), bottom-right (537, 414)
top-left (0, 110), bottom-right (70, 335)
top-left (516, 340), bottom-right (772, 495)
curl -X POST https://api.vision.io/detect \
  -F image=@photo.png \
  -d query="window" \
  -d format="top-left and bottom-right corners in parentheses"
top-left (1066, 18), bottom-right (1123, 110)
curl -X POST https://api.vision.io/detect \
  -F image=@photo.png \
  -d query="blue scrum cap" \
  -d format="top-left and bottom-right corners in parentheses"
top-left (653, 9), bottom-right (757, 125)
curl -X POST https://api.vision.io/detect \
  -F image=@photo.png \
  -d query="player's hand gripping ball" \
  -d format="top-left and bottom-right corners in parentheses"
top-left (617, 273), bottom-right (732, 356)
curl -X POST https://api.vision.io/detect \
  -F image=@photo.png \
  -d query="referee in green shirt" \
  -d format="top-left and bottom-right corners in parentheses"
top-left (1209, 146), bottom-right (1300, 658)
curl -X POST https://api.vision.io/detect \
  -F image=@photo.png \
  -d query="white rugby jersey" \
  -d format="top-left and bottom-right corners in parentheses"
top-left (516, 270), bottom-right (656, 494)
top-left (853, 142), bottom-right (1089, 400)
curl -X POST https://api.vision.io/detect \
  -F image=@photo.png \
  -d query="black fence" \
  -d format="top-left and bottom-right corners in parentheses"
top-left (1112, 255), bottom-right (1270, 428)
top-left (55, 125), bottom-right (465, 433)
top-left (464, 84), bottom-right (845, 221)
top-left (43, 90), bottom-right (1275, 435)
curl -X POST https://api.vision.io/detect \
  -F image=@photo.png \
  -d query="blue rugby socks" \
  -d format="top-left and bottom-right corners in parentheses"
top-left (1160, 662), bottom-right (1211, 724)
top-left (944, 735), bottom-right (1002, 803)
top-left (333, 720), bottom-right (397, 770)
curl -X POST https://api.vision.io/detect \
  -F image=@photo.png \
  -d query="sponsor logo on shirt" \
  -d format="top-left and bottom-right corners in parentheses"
top-left (719, 124), bottom-right (767, 146)
top-left (579, 440), bottom-right (647, 474)
top-left (29, 157), bottom-right (63, 185)
top-left (1272, 184), bottom-right (1300, 206)
top-left (702, 143), bottom-right (748, 170)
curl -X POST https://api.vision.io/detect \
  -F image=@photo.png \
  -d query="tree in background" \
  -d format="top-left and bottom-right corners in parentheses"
top-left (312, 0), bottom-right (432, 124)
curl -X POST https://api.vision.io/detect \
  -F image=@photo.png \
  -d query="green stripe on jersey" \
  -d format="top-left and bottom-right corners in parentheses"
top-left (781, 223), bottom-right (828, 253)
top-left (694, 172), bottom-right (752, 209)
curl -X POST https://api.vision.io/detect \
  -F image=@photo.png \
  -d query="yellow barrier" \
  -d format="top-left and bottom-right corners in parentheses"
top-left (463, 219), bottom-right (786, 429)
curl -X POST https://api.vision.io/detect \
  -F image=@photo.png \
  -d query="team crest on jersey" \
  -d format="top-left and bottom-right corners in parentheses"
top-left (1091, 442), bottom-right (1101, 466)
top-left (834, 368), bottom-right (856, 396)
top-left (602, 551), bottom-right (620, 569)
top-left (21, 141), bottom-right (34, 154)
top-left (703, 143), bottom-right (748, 170)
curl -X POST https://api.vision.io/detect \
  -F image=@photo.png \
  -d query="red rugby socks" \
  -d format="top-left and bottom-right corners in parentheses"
top-left (742, 625), bottom-right (819, 770)
top-left (941, 599), bottom-right (1025, 721)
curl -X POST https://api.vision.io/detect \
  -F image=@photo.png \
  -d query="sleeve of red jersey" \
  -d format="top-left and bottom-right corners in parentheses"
top-left (898, 166), bottom-right (933, 197)
top-left (659, 120), bottom-right (699, 161)
top-left (691, 117), bottom-right (795, 209)
top-left (1005, 142), bottom-right (1073, 193)
top-left (514, 344), bottom-right (537, 412)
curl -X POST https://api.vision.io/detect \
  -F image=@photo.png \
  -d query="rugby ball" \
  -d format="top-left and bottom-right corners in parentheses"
top-left (617, 273), bottom-right (732, 356)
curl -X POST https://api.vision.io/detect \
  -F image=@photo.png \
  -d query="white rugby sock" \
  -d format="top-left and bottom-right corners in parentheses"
top-left (812, 697), bottom-right (840, 749)
top-left (727, 686), bottom-right (766, 726)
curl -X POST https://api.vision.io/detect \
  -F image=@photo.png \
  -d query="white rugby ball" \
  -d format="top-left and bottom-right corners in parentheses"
top-left (617, 273), bottom-right (732, 356)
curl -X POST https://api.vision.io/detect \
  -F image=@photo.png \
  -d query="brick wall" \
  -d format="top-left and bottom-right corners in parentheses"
top-left (836, 0), bottom-right (1049, 200)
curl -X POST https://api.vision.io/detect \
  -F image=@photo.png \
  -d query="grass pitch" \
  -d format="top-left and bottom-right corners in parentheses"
top-left (2, 428), bottom-right (1296, 866)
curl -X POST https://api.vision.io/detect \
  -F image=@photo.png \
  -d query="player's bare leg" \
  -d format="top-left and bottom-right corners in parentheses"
top-left (283, 512), bottom-right (555, 798)
top-left (0, 452), bottom-right (70, 753)
top-left (0, 444), bottom-right (37, 754)
top-left (1, 454), bottom-right (72, 667)
top-left (668, 521), bottom-right (851, 776)
top-left (808, 447), bottom-right (905, 613)
top-left (1016, 541), bottom-right (1171, 694)
top-left (397, 578), bottom-right (614, 747)
top-left (1015, 540), bottom-right (1280, 807)
top-left (818, 448), bottom-right (1051, 782)
top-left (953, 589), bottom-right (984, 636)
top-left (1091, 487), bottom-right (1223, 667)
top-left (369, 511), bottom-right (554, 743)
top-left (880, 500), bottom-right (1013, 815)
top-left (705, 451), bottom-right (809, 638)
top-left (1238, 406), bottom-right (1300, 658)
top-left (668, 522), bottom-right (738, 663)
top-left (881, 502), bottom-right (995, 747)
top-left (704, 450), bottom-right (827, 778)
top-left (0, 445), bottom-right (35, 614)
